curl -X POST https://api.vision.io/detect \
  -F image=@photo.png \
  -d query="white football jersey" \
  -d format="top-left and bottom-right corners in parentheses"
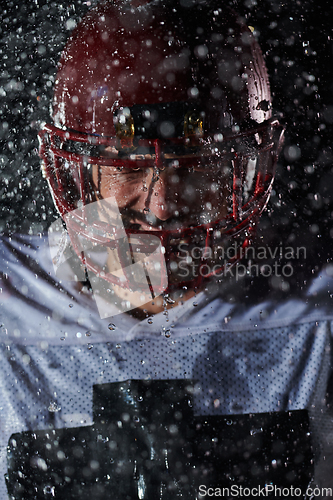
top-left (1, 234), bottom-right (333, 498)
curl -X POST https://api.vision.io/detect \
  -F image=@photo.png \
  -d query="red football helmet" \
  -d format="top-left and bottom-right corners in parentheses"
top-left (39, 0), bottom-right (284, 295)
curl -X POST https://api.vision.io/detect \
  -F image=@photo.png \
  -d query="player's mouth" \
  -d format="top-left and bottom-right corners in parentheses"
top-left (123, 211), bottom-right (192, 233)
top-left (121, 207), bottom-right (213, 233)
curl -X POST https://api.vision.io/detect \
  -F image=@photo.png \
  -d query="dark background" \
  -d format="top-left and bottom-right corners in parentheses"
top-left (1, 0), bottom-right (333, 260)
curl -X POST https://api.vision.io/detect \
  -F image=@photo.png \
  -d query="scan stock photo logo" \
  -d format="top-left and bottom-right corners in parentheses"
top-left (197, 484), bottom-right (332, 498)
top-left (48, 197), bottom-right (307, 318)
top-left (177, 241), bottom-right (307, 282)
top-left (48, 197), bottom-right (168, 318)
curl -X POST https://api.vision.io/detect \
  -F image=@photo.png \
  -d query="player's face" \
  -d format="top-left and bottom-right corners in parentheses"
top-left (91, 155), bottom-right (230, 231)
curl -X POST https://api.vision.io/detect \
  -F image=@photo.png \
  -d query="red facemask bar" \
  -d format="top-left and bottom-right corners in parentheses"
top-left (39, 119), bottom-right (284, 293)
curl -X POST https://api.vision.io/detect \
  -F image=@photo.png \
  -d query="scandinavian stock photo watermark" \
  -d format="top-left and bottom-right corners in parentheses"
top-left (176, 242), bottom-right (307, 281)
top-left (198, 484), bottom-right (332, 498)
top-left (48, 197), bottom-right (307, 318)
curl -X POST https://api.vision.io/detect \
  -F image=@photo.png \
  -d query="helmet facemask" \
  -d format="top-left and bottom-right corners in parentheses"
top-left (39, 116), bottom-right (284, 296)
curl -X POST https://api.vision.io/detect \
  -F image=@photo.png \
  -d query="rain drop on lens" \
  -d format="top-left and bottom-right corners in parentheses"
top-left (48, 402), bottom-right (61, 413)
top-left (43, 485), bottom-right (55, 497)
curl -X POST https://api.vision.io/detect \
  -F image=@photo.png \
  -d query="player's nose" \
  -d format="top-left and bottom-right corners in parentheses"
top-left (146, 169), bottom-right (175, 221)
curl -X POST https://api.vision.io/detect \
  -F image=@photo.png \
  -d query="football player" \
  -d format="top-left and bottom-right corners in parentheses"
top-left (1, 0), bottom-right (332, 498)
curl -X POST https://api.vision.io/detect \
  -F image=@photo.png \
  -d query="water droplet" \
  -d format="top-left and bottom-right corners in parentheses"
top-left (69, 304), bottom-right (73, 308)
top-left (87, 343), bottom-right (93, 350)
top-left (164, 330), bottom-right (171, 338)
top-left (250, 427), bottom-right (263, 436)
top-left (142, 185), bottom-right (148, 192)
top-left (193, 302), bottom-right (198, 307)
top-left (226, 420), bottom-right (233, 426)
top-left (116, 343), bottom-right (121, 349)
top-left (76, 332), bottom-right (82, 338)
top-left (85, 331), bottom-right (91, 337)
top-left (143, 207), bottom-right (150, 213)
top-left (48, 402), bottom-right (61, 412)
top-left (108, 323), bottom-right (116, 331)
top-left (147, 318), bottom-right (153, 324)
top-left (43, 485), bottom-right (56, 496)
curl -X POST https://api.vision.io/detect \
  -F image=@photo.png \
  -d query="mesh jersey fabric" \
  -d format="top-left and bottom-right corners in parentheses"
top-left (1, 234), bottom-right (333, 498)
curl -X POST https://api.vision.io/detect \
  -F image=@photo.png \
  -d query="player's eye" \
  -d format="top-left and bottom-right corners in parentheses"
top-left (114, 108), bottom-right (135, 152)
top-left (184, 111), bottom-right (204, 140)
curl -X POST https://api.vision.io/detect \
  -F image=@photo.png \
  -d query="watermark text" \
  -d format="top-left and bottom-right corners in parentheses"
top-left (198, 484), bottom-right (332, 497)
